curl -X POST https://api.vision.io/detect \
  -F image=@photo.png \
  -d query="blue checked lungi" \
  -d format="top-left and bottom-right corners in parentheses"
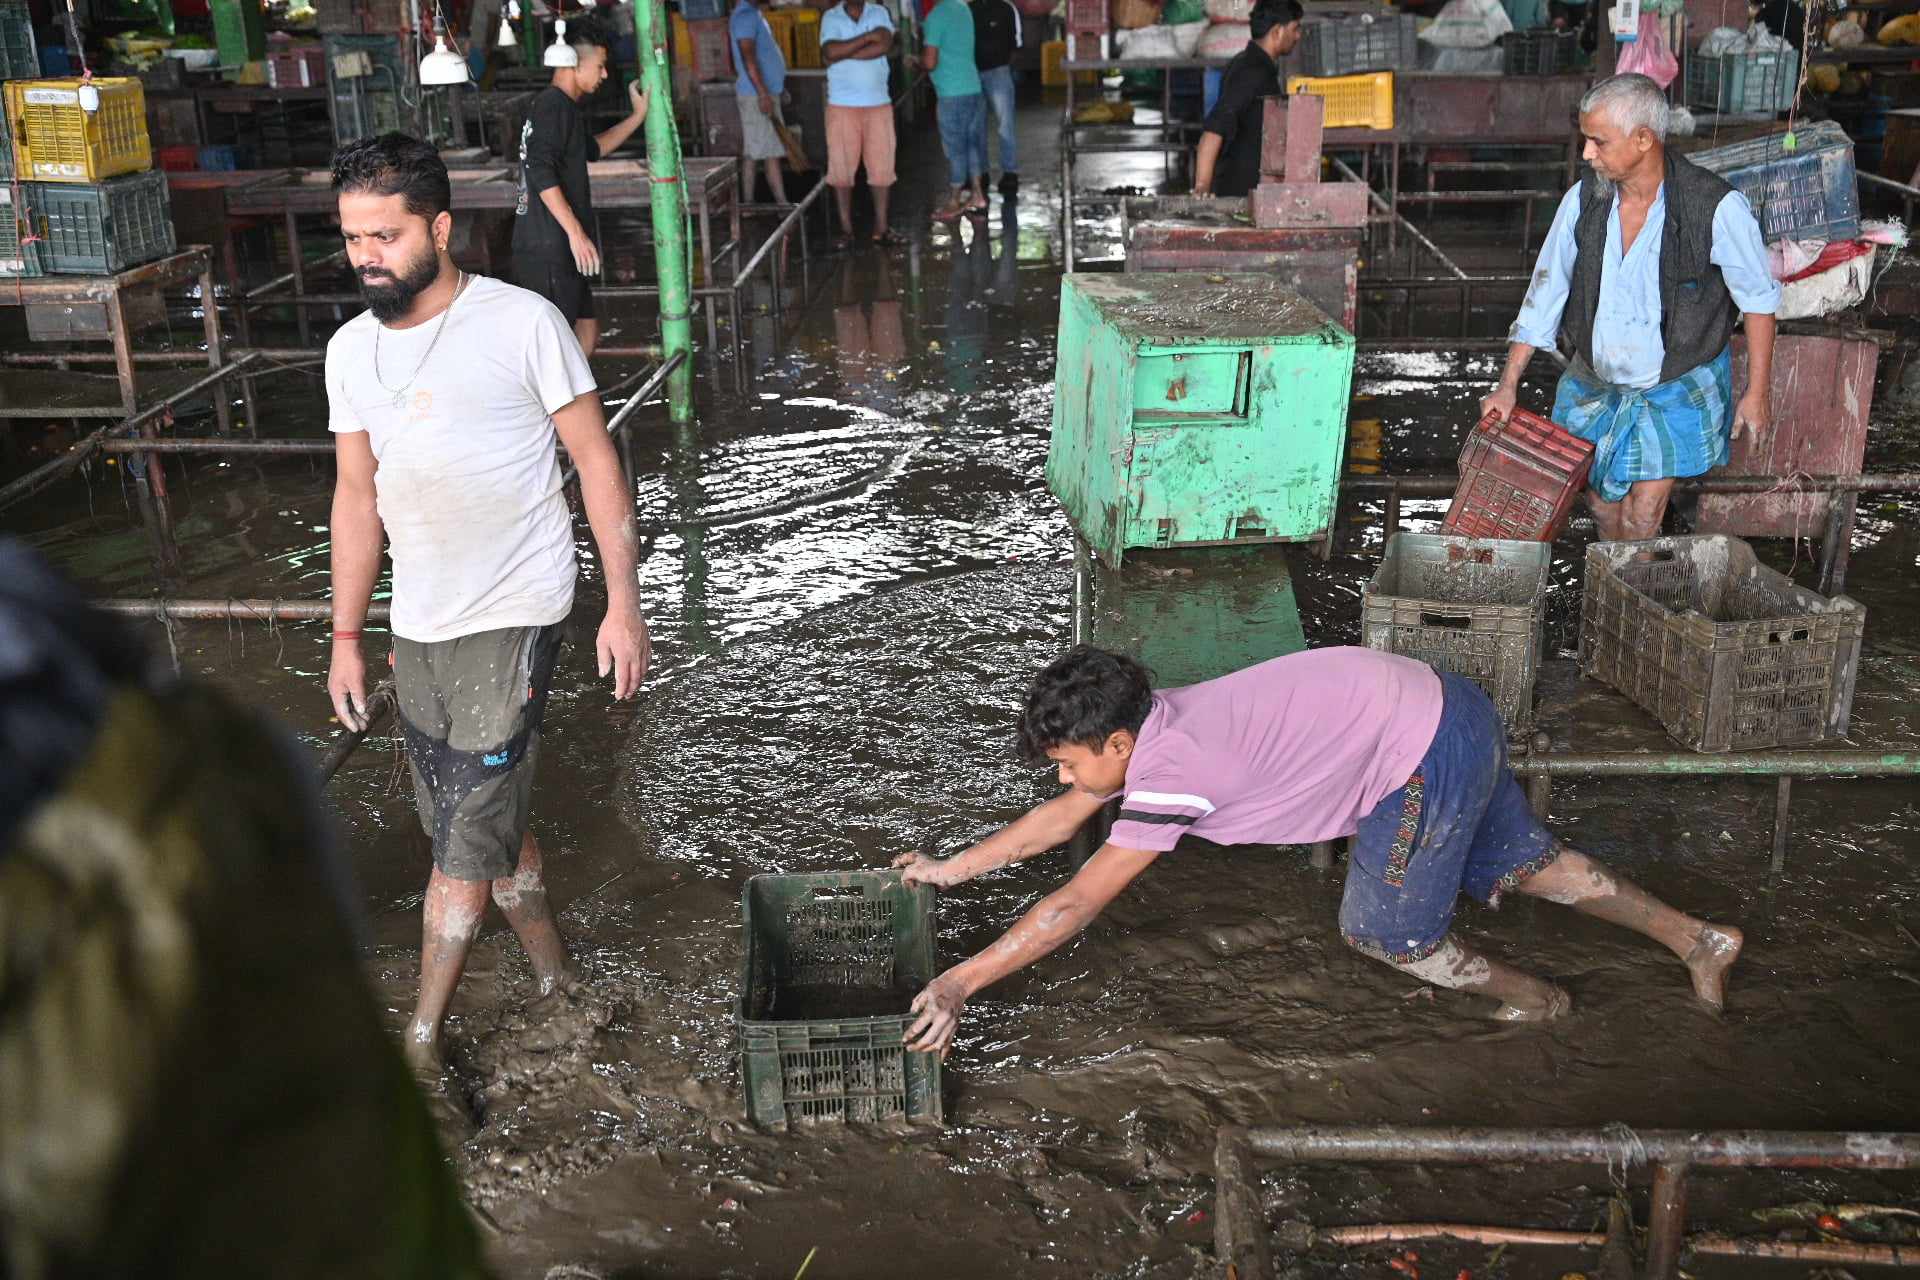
top-left (1550, 347), bottom-right (1732, 504)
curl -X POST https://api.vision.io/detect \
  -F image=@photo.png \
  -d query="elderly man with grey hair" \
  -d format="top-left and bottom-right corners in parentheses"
top-left (1481, 73), bottom-right (1780, 541)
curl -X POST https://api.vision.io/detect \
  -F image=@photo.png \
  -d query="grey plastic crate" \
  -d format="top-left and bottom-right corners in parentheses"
top-left (1690, 119), bottom-right (1859, 245)
top-left (0, 1), bottom-right (35, 81)
top-left (1362, 532), bottom-right (1552, 736)
top-left (1579, 535), bottom-right (1865, 752)
top-left (33, 170), bottom-right (177, 274)
top-left (0, 184), bottom-right (44, 277)
top-left (1684, 48), bottom-right (1798, 115)
top-left (1298, 14), bottom-right (1417, 76)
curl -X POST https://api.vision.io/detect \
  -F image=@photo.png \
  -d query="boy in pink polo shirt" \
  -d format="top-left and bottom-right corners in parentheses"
top-left (894, 646), bottom-right (1742, 1057)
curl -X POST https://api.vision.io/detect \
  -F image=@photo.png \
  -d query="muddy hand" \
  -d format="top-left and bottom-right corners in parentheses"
top-left (1480, 384), bottom-right (1517, 424)
top-left (328, 639), bottom-right (370, 733)
top-left (1731, 388), bottom-right (1770, 445)
top-left (892, 851), bottom-right (962, 887)
top-left (598, 604), bottom-right (651, 700)
top-left (904, 974), bottom-right (966, 1058)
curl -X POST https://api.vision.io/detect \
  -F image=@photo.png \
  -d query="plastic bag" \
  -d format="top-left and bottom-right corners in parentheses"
top-left (1745, 19), bottom-right (1787, 49)
top-left (1198, 20), bottom-right (1250, 54)
top-left (1418, 0), bottom-right (1512, 47)
top-left (1828, 18), bottom-right (1866, 46)
top-left (1116, 22), bottom-right (1179, 56)
top-left (1615, 13), bottom-right (1677, 86)
top-left (1170, 18), bottom-right (1208, 55)
top-left (1697, 24), bottom-right (1744, 54)
top-left (1204, 0), bottom-right (1252, 23)
top-left (1667, 104), bottom-right (1697, 136)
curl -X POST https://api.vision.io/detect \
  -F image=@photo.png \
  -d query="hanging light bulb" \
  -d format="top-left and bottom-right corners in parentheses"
top-left (497, 0), bottom-right (518, 47)
top-left (420, 33), bottom-right (470, 84)
top-left (543, 16), bottom-right (578, 67)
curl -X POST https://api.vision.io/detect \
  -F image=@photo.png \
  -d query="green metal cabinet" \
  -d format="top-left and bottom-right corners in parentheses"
top-left (1047, 272), bottom-right (1356, 566)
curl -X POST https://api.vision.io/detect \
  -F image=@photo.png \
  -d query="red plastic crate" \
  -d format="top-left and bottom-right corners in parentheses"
top-left (688, 17), bottom-right (733, 83)
top-left (1067, 0), bottom-right (1108, 33)
top-left (157, 144), bottom-right (200, 172)
top-left (1442, 407), bottom-right (1595, 542)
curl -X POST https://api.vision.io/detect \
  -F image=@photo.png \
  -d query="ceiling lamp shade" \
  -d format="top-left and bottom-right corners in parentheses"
top-left (419, 34), bottom-right (471, 85)
top-left (543, 17), bottom-right (578, 67)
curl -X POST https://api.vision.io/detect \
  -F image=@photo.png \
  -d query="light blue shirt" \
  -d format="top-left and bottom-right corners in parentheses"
top-left (820, 1), bottom-right (895, 107)
top-left (1511, 180), bottom-right (1781, 390)
top-left (731, 0), bottom-right (786, 98)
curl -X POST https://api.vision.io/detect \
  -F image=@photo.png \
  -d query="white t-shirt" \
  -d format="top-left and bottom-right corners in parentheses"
top-left (325, 275), bottom-right (597, 643)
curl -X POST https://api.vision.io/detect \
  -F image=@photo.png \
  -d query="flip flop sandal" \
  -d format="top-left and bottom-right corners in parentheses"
top-left (871, 229), bottom-right (903, 247)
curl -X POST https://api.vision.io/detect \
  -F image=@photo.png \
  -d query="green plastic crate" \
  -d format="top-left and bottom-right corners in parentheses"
top-left (1684, 49), bottom-right (1798, 115)
top-left (737, 870), bottom-right (942, 1131)
top-left (0, 2), bottom-right (36, 82)
top-left (1046, 273), bottom-right (1357, 566)
top-left (34, 170), bottom-right (177, 274)
top-left (0, 184), bottom-right (44, 277)
top-left (211, 0), bottom-right (267, 66)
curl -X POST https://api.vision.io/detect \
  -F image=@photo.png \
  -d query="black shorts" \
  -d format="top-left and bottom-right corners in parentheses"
top-left (515, 253), bottom-right (596, 325)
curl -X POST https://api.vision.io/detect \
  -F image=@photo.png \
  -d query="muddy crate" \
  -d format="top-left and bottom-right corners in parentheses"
top-left (1362, 533), bottom-right (1551, 735)
top-left (1442, 407), bottom-right (1594, 542)
top-left (738, 870), bottom-right (941, 1131)
top-left (1579, 535), bottom-right (1866, 752)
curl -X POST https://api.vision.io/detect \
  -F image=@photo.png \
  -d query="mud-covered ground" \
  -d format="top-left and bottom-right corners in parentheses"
top-left (11, 95), bottom-right (1920, 1278)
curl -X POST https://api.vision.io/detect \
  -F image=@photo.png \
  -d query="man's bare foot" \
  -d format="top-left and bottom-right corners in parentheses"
top-left (1684, 924), bottom-right (1742, 1011)
top-left (1491, 985), bottom-right (1573, 1022)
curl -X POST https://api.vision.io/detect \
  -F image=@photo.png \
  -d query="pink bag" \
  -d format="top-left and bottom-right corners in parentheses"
top-left (1616, 12), bottom-right (1678, 88)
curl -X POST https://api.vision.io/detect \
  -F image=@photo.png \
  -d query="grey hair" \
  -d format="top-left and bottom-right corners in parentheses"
top-left (1579, 73), bottom-right (1670, 141)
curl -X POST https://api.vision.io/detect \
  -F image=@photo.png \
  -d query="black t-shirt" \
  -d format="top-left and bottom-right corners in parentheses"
top-left (973, 0), bottom-right (1018, 70)
top-left (1201, 40), bottom-right (1279, 199)
top-left (514, 86), bottom-right (601, 259)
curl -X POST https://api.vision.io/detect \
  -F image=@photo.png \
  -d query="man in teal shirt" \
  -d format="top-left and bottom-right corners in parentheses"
top-left (922, 0), bottom-right (987, 221)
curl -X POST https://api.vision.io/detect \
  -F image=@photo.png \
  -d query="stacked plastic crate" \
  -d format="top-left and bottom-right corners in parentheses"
top-left (4, 72), bottom-right (175, 278)
top-left (0, 0), bottom-right (37, 276)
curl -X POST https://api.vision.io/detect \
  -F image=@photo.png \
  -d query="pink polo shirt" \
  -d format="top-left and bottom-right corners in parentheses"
top-left (1107, 648), bottom-right (1444, 851)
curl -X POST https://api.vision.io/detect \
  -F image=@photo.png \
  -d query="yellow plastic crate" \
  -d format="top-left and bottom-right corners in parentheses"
top-left (1285, 71), bottom-right (1393, 130)
top-left (1041, 38), bottom-right (1095, 86)
top-left (790, 8), bottom-right (821, 70)
top-left (5, 78), bottom-right (151, 182)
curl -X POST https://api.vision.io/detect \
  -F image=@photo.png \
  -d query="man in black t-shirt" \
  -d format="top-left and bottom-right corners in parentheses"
top-left (1192, 0), bottom-right (1304, 200)
top-left (973, 0), bottom-right (1021, 196)
top-left (513, 15), bottom-right (648, 355)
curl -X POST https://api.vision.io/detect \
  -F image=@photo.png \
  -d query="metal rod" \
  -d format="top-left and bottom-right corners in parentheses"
top-left (98, 438), bottom-right (334, 454)
top-left (734, 181), bottom-right (830, 292)
top-left (1071, 532), bottom-right (1092, 647)
top-left (1511, 751), bottom-right (1920, 778)
top-left (1644, 1161), bottom-right (1689, 1280)
top-left (95, 598), bottom-right (392, 622)
top-left (559, 351), bottom-right (686, 486)
top-left (1242, 1125), bottom-right (1920, 1169)
top-left (1340, 471), bottom-right (1920, 497)
top-left (1309, 840), bottom-right (1334, 870)
top-left (1333, 157), bottom-right (1469, 281)
top-left (1214, 1127), bottom-right (1275, 1280)
top-left (317, 684), bottom-right (396, 787)
top-left (1770, 775), bottom-right (1793, 874)
top-left (1527, 731), bottom-right (1552, 819)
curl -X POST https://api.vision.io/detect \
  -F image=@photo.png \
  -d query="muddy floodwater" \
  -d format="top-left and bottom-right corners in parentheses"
top-left (13, 107), bottom-right (1920, 1278)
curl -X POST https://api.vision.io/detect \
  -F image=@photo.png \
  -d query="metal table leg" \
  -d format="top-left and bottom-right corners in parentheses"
top-left (285, 211), bottom-right (311, 348)
top-left (699, 190), bottom-right (720, 357)
top-left (199, 259), bottom-right (237, 437)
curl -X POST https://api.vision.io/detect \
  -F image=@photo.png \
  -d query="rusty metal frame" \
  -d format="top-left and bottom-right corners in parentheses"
top-left (1215, 1124), bottom-right (1920, 1280)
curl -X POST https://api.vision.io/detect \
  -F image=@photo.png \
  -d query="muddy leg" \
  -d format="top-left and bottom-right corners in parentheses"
top-left (491, 830), bottom-right (571, 995)
top-left (408, 868), bottom-right (489, 1073)
top-left (1353, 934), bottom-right (1571, 1021)
top-left (1516, 846), bottom-right (1741, 1010)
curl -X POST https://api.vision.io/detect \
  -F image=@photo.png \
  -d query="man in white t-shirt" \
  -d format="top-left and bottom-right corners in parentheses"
top-left (323, 133), bottom-right (651, 1089)
top-left (820, 0), bottom-right (898, 247)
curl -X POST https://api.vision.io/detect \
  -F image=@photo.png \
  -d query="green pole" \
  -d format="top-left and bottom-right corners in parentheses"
top-left (521, 3), bottom-right (540, 72)
top-left (632, 0), bottom-right (696, 423)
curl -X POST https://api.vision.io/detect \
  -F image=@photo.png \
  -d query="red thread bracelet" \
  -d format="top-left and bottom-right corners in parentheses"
top-left (332, 630), bottom-right (363, 640)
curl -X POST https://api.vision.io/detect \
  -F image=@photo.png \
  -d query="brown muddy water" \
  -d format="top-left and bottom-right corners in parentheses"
top-left (11, 104), bottom-right (1920, 1278)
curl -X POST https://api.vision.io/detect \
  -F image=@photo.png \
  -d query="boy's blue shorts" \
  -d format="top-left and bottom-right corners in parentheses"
top-left (1338, 673), bottom-right (1560, 963)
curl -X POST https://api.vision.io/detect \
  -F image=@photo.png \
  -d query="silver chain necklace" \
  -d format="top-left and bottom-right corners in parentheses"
top-left (373, 270), bottom-right (470, 410)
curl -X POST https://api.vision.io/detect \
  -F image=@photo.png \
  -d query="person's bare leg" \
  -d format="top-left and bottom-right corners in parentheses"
top-left (764, 158), bottom-right (789, 206)
top-left (491, 829), bottom-right (571, 994)
top-left (1618, 477), bottom-right (1675, 541)
top-left (573, 317), bottom-right (599, 357)
top-left (872, 185), bottom-right (892, 238)
top-left (833, 184), bottom-right (855, 236)
top-left (1587, 490), bottom-right (1625, 540)
top-left (407, 868), bottom-right (490, 1074)
top-left (1359, 934), bottom-right (1572, 1021)
top-left (1516, 846), bottom-right (1742, 1010)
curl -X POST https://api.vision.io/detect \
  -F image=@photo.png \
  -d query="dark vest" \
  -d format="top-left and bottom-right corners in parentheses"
top-left (1559, 151), bottom-right (1739, 385)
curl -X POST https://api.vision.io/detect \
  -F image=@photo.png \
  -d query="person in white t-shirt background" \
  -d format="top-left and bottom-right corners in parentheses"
top-left (323, 134), bottom-right (651, 1098)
